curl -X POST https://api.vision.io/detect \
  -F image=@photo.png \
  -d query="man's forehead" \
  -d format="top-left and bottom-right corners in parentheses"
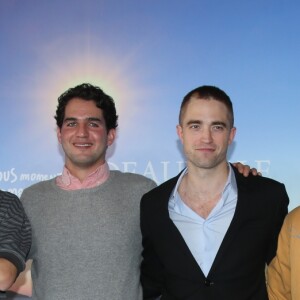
top-left (63, 116), bottom-right (102, 121)
top-left (188, 96), bottom-right (220, 104)
top-left (63, 110), bottom-right (104, 121)
top-left (185, 98), bottom-right (228, 113)
top-left (182, 99), bottom-right (231, 123)
top-left (65, 100), bottom-right (102, 114)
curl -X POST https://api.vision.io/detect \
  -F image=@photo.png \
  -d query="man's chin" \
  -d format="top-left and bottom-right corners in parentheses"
top-left (68, 157), bottom-right (104, 169)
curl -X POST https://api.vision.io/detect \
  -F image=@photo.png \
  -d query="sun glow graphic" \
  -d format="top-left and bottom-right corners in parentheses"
top-left (28, 34), bottom-right (146, 135)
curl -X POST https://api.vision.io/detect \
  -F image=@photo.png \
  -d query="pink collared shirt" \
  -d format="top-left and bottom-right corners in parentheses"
top-left (56, 162), bottom-right (110, 190)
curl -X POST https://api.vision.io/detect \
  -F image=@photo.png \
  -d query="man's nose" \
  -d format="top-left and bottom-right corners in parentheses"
top-left (76, 123), bottom-right (88, 137)
top-left (201, 127), bottom-right (213, 143)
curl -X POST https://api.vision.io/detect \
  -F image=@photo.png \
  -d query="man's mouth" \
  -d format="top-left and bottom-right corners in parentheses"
top-left (73, 143), bottom-right (92, 147)
top-left (196, 147), bottom-right (215, 152)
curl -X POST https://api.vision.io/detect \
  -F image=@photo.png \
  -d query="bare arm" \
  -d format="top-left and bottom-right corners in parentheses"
top-left (0, 258), bottom-right (17, 291)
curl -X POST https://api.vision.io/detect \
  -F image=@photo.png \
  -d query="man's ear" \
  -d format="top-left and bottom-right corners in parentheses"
top-left (107, 128), bottom-right (116, 146)
top-left (228, 127), bottom-right (236, 145)
top-left (176, 125), bottom-right (183, 143)
top-left (57, 127), bottom-right (62, 144)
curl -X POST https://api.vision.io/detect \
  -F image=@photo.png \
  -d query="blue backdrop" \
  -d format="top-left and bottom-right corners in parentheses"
top-left (0, 0), bottom-right (299, 295)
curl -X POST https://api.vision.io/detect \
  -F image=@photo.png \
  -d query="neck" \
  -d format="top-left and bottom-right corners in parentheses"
top-left (185, 162), bottom-right (229, 194)
top-left (182, 162), bottom-right (229, 197)
top-left (178, 163), bottom-right (230, 219)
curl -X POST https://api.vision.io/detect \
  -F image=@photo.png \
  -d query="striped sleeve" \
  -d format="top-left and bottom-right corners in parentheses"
top-left (0, 191), bottom-right (31, 274)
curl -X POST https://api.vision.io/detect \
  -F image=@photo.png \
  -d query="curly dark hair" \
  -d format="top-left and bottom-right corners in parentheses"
top-left (55, 83), bottom-right (118, 130)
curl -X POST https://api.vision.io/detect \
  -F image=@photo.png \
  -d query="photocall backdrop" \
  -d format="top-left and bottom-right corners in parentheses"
top-left (0, 0), bottom-right (299, 297)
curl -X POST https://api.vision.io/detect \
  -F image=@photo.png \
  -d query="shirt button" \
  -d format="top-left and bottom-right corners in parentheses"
top-left (204, 279), bottom-right (214, 287)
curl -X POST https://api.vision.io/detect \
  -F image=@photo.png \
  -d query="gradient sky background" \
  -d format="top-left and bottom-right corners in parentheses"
top-left (0, 0), bottom-right (299, 212)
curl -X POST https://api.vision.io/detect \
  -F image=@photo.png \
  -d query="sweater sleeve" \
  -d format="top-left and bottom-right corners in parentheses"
top-left (0, 191), bottom-right (31, 274)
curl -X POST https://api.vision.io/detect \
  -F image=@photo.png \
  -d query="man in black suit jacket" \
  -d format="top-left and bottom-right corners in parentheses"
top-left (140, 86), bottom-right (289, 300)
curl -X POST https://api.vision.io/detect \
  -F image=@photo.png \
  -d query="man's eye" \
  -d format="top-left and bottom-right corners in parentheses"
top-left (89, 122), bottom-right (99, 127)
top-left (190, 124), bottom-right (199, 129)
top-left (212, 125), bottom-right (224, 131)
top-left (66, 122), bottom-right (76, 127)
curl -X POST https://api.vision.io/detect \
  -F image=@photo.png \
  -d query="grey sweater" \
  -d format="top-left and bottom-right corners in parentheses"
top-left (21, 171), bottom-right (156, 300)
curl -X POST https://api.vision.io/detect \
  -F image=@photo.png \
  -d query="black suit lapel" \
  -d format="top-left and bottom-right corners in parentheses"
top-left (154, 175), bottom-right (207, 279)
top-left (208, 168), bottom-right (251, 276)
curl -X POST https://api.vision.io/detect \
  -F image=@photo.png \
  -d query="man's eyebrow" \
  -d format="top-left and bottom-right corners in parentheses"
top-left (185, 120), bottom-right (228, 128)
top-left (87, 117), bottom-right (102, 122)
top-left (186, 120), bottom-right (202, 126)
top-left (63, 117), bottom-right (102, 122)
top-left (211, 121), bottom-right (227, 127)
top-left (63, 117), bottom-right (77, 123)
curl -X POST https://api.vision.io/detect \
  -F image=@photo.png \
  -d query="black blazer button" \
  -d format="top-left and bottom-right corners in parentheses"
top-left (204, 279), bottom-right (214, 287)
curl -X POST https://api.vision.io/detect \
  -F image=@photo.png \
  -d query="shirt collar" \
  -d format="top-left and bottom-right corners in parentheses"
top-left (56, 162), bottom-right (110, 190)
